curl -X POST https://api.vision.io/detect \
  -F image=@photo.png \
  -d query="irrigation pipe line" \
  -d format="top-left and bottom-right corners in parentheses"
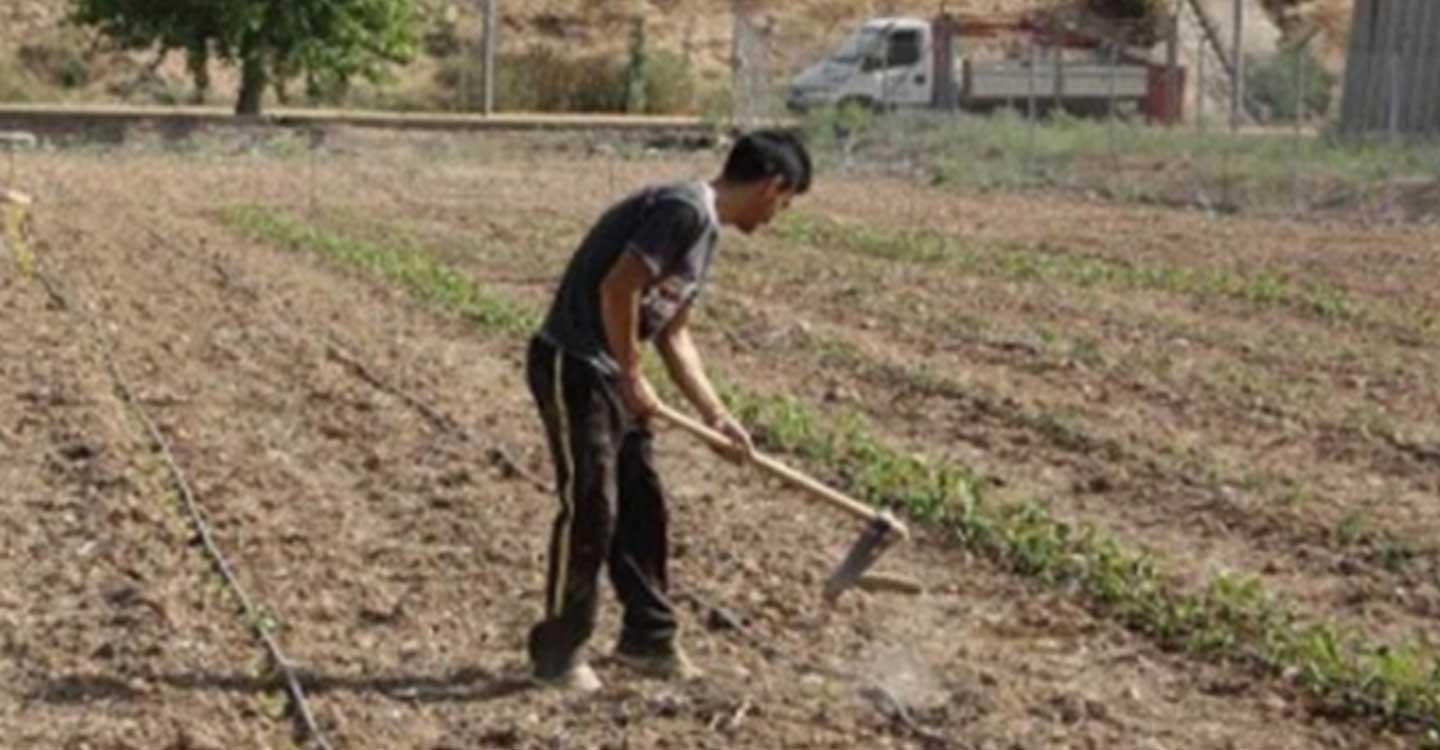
top-left (177, 219), bottom-right (956, 743)
top-left (19, 216), bottom-right (337, 749)
top-left (107, 353), bottom-right (336, 750)
top-left (113, 178), bottom-right (1440, 738)
top-left (116, 344), bottom-right (333, 750)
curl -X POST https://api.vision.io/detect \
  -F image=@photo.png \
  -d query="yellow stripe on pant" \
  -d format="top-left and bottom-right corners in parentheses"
top-left (549, 347), bottom-right (575, 617)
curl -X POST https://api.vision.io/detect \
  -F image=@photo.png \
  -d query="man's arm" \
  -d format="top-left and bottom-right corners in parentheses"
top-left (656, 302), bottom-right (754, 463)
top-left (654, 302), bottom-right (724, 422)
top-left (599, 249), bottom-right (661, 419)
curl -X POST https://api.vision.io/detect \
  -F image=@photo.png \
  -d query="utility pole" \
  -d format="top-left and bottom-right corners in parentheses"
top-left (731, 0), bottom-right (745, 125)
top-left (1230, 0), bottom-right (1244, 131)
top-left (482, 0), bottom-right (497, 115)
top-left (1196, 28), bottom-right (1206, 127)
top-left (1166, 2), bottom-right (1180, 125)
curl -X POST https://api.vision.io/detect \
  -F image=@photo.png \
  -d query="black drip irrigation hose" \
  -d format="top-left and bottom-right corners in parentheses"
top-left (105, 353), bottom-right (336, 750)
top-left (18, 204), bottom-right (337, 749)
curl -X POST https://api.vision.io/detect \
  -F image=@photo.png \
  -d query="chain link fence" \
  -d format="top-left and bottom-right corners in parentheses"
top-left (725, 2), bottom-right (1440, 225)
top-left (3, 2), bottom-right (1438, 225)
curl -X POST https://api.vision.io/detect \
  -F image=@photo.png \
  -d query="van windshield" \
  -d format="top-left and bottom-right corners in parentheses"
top-left (830, 27), bottom-right (884, 64)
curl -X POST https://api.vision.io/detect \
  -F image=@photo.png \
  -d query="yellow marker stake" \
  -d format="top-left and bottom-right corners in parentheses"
top-left (2, 189), bottom-right (34, 277)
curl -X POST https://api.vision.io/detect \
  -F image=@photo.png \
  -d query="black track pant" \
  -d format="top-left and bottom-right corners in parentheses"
top-left (525, 336), bottom-right (676, 677)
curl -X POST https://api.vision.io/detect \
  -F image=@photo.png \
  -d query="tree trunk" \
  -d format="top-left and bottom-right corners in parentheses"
top-left (236, 33), bottom-right (267, 116)
top-left (185, 45), bottom-right (210, 105)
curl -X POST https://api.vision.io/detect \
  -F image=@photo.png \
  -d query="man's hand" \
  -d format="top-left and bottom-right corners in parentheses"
top-left (619, 373), bottom-right (662, 424)
top-left (706, 412), bottom-right (755, 465)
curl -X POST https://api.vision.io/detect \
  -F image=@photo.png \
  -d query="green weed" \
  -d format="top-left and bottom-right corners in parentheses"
top-left (220, 205), bottom-right (533, 334)
top-left (775, 212), bottom-right (1362, 325)
top-left (804, 110), bottom-right (1440, 219)
top-left (221, 204), bottom-right (1440, 732)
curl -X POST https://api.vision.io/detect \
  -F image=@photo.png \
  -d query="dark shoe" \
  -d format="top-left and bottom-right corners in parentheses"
top-left (613, 644), bottom-right (703, 681)
top-left (528, 661), bottom-right (603, 693)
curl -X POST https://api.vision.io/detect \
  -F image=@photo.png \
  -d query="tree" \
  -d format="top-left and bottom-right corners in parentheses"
top-left (70, 0), bottom-right (419, 115)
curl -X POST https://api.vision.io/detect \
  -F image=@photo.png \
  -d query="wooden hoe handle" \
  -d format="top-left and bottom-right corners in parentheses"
top-left (653, 403), bottom-right (908, 538)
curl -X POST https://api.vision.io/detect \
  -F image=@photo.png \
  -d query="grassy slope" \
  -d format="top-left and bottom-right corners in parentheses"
top-left (0, 0), bottom-right (1344, 111)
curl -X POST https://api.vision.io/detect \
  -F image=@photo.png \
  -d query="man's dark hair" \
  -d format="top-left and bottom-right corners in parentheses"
top-left (721, 129), bottom-right (812, 194)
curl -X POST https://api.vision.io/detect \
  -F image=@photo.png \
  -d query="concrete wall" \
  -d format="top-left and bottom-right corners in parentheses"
top-left (1340, 0), bottom-right (1440, 135)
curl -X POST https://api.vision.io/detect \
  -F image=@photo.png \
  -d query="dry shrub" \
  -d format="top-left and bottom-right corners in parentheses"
top-left (436, 44), bottom-right (695, 114)
top-left (0, 60), bottom-right (45, 102)
top-left (17, 38), bottom-right (90, 89)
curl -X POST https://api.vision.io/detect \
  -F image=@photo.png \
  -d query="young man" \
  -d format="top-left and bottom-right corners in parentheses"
top-left (525, 130), bottom-right (812, 692)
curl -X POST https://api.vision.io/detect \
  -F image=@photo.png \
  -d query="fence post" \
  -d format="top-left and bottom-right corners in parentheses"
top-left (460, 32), bottom-right (471, 111)
top-left (1053, 33), bottom-right (1064, 114)
top-left (1167, 5), bottom-right (1180, 126)
top-left (1386, 42), bottom-right (1402, 219)
top-left (1231, 0), bottom-right (1244, 131)
top-left (482, 0), bottom-right (497, 115)
top-left (1292, 37), bottom-right (1307, 213)
top-left (1108, 40), bottom-right (1119, 168)
top-left (731, 1), bottom-right (750, 127)
top-left (1108, 40), bottom-right (1118, 120)
top-left (1027, 40), bottom-right (1038, 180)
top-left (1387, 49), bottom-right (1401, 142)
top-left (1196, 27), bottom-right (1206, 128)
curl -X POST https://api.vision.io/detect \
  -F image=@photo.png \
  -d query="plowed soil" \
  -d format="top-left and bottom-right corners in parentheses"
top-left (3, 126), bottom-right (1432, 749)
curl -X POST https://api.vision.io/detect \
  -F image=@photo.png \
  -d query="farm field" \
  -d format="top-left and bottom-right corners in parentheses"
top-left (2, 126), bottom-right (1437, 749)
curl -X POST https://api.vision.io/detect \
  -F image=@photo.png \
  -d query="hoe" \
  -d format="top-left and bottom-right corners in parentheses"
top-left (655, 404), bottom-right (922, 603)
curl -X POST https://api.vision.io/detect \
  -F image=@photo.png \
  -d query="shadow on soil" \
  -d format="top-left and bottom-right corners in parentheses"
top-left (30, 665), bottom-right (530, 705)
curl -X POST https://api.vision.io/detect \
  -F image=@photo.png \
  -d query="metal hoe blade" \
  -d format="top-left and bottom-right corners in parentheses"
top-left (823, 512), bottom-right (909, 603)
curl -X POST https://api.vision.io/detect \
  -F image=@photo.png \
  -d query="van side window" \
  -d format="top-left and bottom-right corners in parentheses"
top-left (886, 30), bottom-right (922, 67)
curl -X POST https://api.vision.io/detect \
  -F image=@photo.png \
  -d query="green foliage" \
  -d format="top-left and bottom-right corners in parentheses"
top-left (1246, 46), bottom-right (1336, 122)
top-left (720, 364), bottom-right (1440, 727)
top-left (774, 211), bottom-right (1363, 324)
top-left (218, 205), bottom-right (533, 333)
top-left (219, 204), bottom-right (1440, 732)
top-left (726, 391), bottom-right (984, 523)
top-left (698, 84), bottom-right (736, 132)
top-left (623, 16), bottom-right (648, 114)
top-left (641, 49), bottom-right (696, 115)
top-left (808, 111), bottom-right (1440, 222)
top-left (70, 0), bottom-right (420, 114)
top-left (800, 102), bottom-right (877, 160)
